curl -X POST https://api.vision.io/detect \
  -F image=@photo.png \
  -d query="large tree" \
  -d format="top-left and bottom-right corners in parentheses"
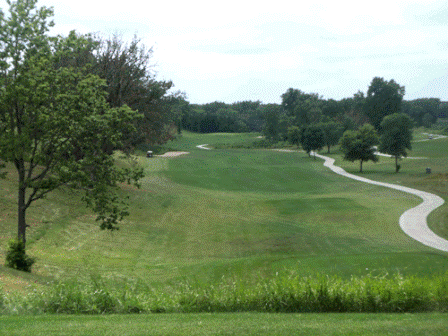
top-left (0, 0), bottom-right (143, 244)
top-left (379, 113), bottom-right (413, 172)
top-left (339, 124), bottom-right (379, 172)
top-left (365, 77), bottom-right (405, 130)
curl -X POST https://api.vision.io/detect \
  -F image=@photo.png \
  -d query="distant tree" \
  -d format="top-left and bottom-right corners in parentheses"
top-left (322, 99), bottom-right (344, 119)
top-left (287, 126), bottom-right (301, 146)
top-left (365, 77), bottom-right (405, 130)
top-left (231, 101), bottom-right (263, 132)
top-left (379, 113), bottom-right (413, 172)
top-left (402, 98), bottom-right (440, 127)
top-left (262, 104), bottom-right (283, 141)
top-left (339, 124), bottom-right (379, 172)
top-left (294, 97), bottom-right (323, 126)
top-left (281, 88), bottom-right (303, 115)
top-left (301, 125), bottom-right (325, 159)
top-left (318, 122), bottom-right (343, 153)
top-left (281, 88), bottom-right (322, 127)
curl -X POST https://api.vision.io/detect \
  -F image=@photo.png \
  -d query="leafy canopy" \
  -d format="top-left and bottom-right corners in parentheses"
top-left (379, 113), bottom-right (413, 172)
top-left (339, 124), bottom-right (379, 172)
top-left (0, 0), bottom-right (143, 244)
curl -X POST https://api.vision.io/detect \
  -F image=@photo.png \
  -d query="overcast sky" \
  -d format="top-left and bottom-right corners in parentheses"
top-left (2, 0), bottom-right (448, 104)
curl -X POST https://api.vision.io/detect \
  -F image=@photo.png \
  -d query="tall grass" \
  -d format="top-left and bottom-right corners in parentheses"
top-left (1, 272), bottom-right (447, 314)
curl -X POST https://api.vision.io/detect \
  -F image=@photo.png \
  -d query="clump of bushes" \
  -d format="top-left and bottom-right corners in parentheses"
top-left (5, 239), bottom-right (35, 273)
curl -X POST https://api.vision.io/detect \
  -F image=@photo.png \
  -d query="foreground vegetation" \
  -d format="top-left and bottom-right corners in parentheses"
top-left (1, 271), bottom-right (448, 314)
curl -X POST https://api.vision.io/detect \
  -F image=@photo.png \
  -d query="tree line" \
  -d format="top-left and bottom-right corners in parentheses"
top-left (178, 85), bottom-right (446, 138)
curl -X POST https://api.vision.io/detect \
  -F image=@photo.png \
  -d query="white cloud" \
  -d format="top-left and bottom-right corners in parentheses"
top-left (1, 0), bottom-right (448, 103)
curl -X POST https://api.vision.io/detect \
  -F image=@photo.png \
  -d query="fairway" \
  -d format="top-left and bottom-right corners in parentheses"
top-left (1, 132), bottom-right (447, 293)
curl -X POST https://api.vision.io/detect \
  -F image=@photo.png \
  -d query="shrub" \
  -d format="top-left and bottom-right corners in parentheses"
top-left (5, 239), bottom-right (36, 273)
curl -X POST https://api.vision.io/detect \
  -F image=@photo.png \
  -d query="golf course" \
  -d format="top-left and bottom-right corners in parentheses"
top-left (1, 129), bottom-right (447, 334)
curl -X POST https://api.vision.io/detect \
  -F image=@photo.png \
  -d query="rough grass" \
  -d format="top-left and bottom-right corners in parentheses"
top-left (1, 271), bottom-right (447, 314)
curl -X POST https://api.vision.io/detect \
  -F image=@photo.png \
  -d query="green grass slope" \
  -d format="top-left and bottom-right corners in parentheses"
top-left (0, 131), bottom-right (447, 293)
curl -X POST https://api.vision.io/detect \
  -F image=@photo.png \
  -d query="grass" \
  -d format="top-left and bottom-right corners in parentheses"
top-left (330, 133), bottom-right (448, 240)
top-left (1, 313), bottom-right (448, 336)
top-left (0, 130), bottom-right (447, 318)
top-left (1, 271), bottom-right (447, 314)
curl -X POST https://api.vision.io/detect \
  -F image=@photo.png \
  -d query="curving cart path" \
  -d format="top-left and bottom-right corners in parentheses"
top-left (313, 152), bottom-right (448, 252)
top-left (196, 144), bottom-right (448, 252)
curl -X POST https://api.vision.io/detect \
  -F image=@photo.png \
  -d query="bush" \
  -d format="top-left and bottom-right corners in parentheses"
top-left (5, 239), bottom-right (36, 273)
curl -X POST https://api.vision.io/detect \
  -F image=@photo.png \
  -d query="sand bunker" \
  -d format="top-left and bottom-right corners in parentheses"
top-left (155, 151), bottom-right (190, 158)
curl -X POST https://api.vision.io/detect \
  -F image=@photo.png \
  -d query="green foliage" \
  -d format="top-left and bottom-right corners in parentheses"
top-left (365, 77), bottom-right (405, 130)
top-left (281, 88), bottom-right (323, 127)
top-left (301, 125), bottom-right (325, 158)
top-left (339, 124), bottom-right (379, 172)
top-left (0, 0), bottom-right (143, 242)
top-left (318, 121), bottom-right (343, 153)
top-left (5, 239), bottom-right (35, 273)
top-left (402, 98), bottom-right (440, 127)
top-left (261, 104), bottom-right (285, 141)
top-left (379, 113), bottom-right (413, 172)
top-left (286, 126), bottom-right (301, 146)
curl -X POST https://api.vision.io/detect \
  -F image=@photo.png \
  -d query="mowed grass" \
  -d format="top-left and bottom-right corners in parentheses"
top-left (330, 133), bottom-right (448, 240)
top-left (1, 313), bottom-right (448, 336)
top-left (0, 131), bottom-right (447, 294)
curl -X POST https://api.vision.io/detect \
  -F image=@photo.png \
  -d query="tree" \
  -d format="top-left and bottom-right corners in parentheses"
top-left (339, 124), bottom-right (379, 172)
top-left (262, 104), bottom-right (284, 141)
top-left (287, 126), bottom-right (301, 146)
top-left (0, 0), bottom-right (143, 245)
top-left (318, 121), bottom-right (342, 153)
top-left (365, 77), bottom-right (405, 130)
top-left (301, 125), bottom-right (325, 159)
top-left (92, 34), bottom-right (176, 147)
top-left (379, 113), bottom-right (413, 172)
top-left (281, 88), bottom-right (322, 127)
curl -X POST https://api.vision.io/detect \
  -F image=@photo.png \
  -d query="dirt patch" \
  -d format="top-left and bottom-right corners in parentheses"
top-left (155, 151), bottom-right (190, 158)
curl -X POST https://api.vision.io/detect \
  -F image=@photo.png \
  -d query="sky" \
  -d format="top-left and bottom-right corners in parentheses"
top-left (2, 0), bottom-right (448, 104)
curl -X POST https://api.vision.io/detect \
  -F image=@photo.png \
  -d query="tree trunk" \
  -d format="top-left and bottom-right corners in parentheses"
top-left (360, 160), bottom-right (363, 173)
top-left (327, 145), bottom-right (330, 153)
top-left (395, 156), bottom-right (399, 173)
top-left (17, 161), bottom-right (27, 243)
